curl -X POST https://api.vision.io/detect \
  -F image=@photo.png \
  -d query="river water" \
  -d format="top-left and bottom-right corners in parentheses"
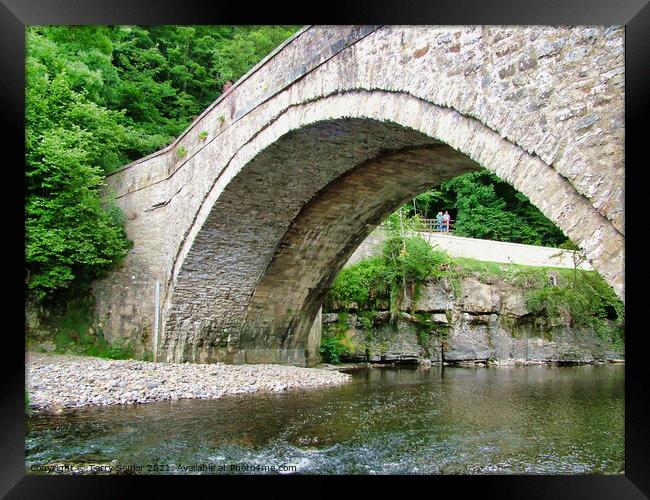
top-left (26, 364), bottom-right (624, 475)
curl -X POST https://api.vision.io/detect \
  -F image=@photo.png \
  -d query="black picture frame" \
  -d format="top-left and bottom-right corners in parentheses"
top-left (4, 0), bottom-right (648, 497)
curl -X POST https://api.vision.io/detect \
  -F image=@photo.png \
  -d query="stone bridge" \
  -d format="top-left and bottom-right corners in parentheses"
top-left (94, 25), bottom-right (624, 366)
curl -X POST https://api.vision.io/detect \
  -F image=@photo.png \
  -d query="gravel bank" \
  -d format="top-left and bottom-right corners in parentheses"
top-left (26, 353), bottom-right (350, 412)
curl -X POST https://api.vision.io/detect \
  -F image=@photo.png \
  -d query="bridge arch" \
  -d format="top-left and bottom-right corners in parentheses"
top-left (95, 26), bottom-right (624, 365)
top-left (160, 90), bottom-right (622, 365)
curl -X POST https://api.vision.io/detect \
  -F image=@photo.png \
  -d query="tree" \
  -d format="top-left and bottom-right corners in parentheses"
top-left (25, 25), bottom-right (301, 301)
top-left (403, 169), bottom-right (567, 247)
top-left (552, 240), bottom-right (589, 290)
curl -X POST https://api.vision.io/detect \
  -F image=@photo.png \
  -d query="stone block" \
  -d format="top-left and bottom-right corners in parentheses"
top-left (431, 313), bottom-right (449, 324)
top-left (460, 277), bottom-right (501, 313)
top-left (323, 313), bottom-right (339, 324)
top-left (444, 324), bottom-right (493, 361)
top-left (502, 291), bottom-right (529, 317)
top-left (413, 280), bottom-right (455, 311)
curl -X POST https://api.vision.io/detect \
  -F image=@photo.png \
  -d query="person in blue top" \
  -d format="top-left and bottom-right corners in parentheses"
top-left (435, 211), bottom-right (443, 232)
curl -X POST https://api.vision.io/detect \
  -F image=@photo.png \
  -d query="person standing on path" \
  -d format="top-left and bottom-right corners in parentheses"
top-left (435, 211), bottom-right (443, 232)
top-left (442, 210), bottom-right (451, 232)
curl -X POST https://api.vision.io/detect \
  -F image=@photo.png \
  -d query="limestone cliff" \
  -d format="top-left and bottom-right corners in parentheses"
top-left (322, 274), bottom-right (623, 365)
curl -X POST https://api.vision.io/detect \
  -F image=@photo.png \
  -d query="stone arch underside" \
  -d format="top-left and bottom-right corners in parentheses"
top-left (239, 142), bottom-right (480, 366)
top-left (159, 94), bottom-right (624, 366)
top-left (160, 118), bottom-right (477, 364)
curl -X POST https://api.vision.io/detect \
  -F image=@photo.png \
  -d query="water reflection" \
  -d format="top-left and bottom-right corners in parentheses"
top-left (26, 365), bottom-right (624, 474)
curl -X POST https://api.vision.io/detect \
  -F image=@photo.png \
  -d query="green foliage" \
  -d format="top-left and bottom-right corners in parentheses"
top-left (25, 29), bottom-right (134, 299)
top-left (176, 146), bottom-right (187, 158)
top-left (139, 352), bottom-right (154, 362)
top-left (320, 313), bottom-right (355, 364)
top-left (381, 234), bottom-right (454, 314)
top-left (404, 169), bottom-right (567, 247)
top-left (382, 235), bottom-right (452, 285)
top-left (320, 335), bottom-right (348, 364)
top-left (326, 232), bottom-right (453, 315)
top-left (43, 296), bottom-right (135, 359)
top-left (454, 206), bottom-right (542, 245)
top-left (65, 336), bottom-right (136, 360)
top-left (527, 286), bottom-right (589, 321)
top-left (25, 25), bottom-right (300, 302)
top-left (383, 207), bottom-right (425, 234)
top-left (452, 257), bottom-right (507, 280)
top-left (199, 130), bottom-right (208, 141)
top-left (559, 239), bottom-right (580, 251)
top-left (327, 257), bottom-right (387, 310)
top-left (522, 268), bottom-right (624, 348)
top-left (209, 26), bottom-right (299, 87)
top-left (507, 266), bottom-right (550, 290)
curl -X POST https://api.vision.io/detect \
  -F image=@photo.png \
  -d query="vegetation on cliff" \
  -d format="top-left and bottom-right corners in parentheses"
top-left (327, 210), bottom-right (454, 313)
top-left (321, 227), bottom-right (624, 363)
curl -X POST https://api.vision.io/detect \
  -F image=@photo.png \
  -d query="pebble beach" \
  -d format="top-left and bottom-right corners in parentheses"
top-left (26, 352), bottom-right (350, 413)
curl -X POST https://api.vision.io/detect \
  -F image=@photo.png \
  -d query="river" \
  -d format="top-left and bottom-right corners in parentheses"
top-left (25, 364), bottom-right (624, 475)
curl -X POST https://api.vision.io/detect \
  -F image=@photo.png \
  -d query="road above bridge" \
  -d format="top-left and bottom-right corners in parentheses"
top-left (347, 230), bottom-right (594, 270)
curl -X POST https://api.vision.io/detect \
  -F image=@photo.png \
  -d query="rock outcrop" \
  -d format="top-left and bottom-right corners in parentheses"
top-left (323, 275), bottom-right (623, 365)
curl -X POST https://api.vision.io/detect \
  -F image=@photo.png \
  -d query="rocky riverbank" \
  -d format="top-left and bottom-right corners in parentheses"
top-left (26, 353), bottom-right (350, 413)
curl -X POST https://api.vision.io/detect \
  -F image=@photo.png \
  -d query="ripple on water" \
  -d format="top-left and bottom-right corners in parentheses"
top-left (26, 365), bottom-right (624, 475)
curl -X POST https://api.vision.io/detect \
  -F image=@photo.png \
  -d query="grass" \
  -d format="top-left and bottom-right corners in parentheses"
top-left (175, 146), bottom-right (187, 158)
top-left (453, 256), bottom-right (569, 282)
top-left (53, 328), bottom-right (135, 360)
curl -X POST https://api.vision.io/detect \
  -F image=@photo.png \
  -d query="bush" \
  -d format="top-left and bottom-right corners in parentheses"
top-left (319, 313), bottom-right (359, 364)
top-left (508, 266), bottom-right (550, 290)
top-left (382, 235), bottom-right (448, 283)
top-left (320, 334), bottom-right (348, 364)
top-left (326, 234), bottom-right (454, 314)
top-left (525, 269), bottom-right (624, 346)
top-left (527, 286), bottom-right (590, 321)
top-left (381, 234), bottom-right (453, 313)
top-left (327, 257), bottom-right (388, 310)
top-left (454, 206), bottom-right (542, 245)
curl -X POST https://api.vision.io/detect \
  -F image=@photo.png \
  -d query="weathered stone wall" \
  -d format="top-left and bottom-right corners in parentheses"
top-left (323, 276), bottom-right (623, 365)
top-left (94, 25), bottom-right (624, 366)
